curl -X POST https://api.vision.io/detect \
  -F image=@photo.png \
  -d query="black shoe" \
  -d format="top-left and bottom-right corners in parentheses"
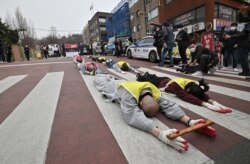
top-left (238, 72), bottom-right (250, 76)
top-left (168, 65), bottom-right (174, 68)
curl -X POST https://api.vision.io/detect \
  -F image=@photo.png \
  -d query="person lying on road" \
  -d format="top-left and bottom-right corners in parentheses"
top-left (93, 74), bottom-right (217, 153)
top-left (136, 72), bottom-right (232, 113)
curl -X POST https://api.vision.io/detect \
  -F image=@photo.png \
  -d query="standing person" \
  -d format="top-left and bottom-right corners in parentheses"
top-left (43, 44), bottom-right (48, 59)
top-left (124, 38), bottom-right (132, 55)
top-left (222, 22), bottom-right (239, 71)
top-left (161, 22), bottom-right (176, 67)
top-left (62, 43), bottom-right (66, 57)
top-left (6, 42), bottom-right (12, 63)
top-left (93, 74), bottom-right (217, 152)
top-left (0, 37), bottom-right (5, 63)
top-left (153, 25), bottom-right (165, 66)
top-left (101, 41), bottom-right (106, 55)
top-left (114, 38), bottom-right (122, 58)
top-left (225, 4), bottom-right (250, 76)
top-left (24, 45), bottom-right (30, 61)
top-left (175, 25), bottom-right (190, 66)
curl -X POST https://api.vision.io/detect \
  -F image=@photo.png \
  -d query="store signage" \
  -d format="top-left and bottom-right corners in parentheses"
top-left (213, 18), bottom-right (233, 31)
top-left (174, 10), bottom-right (195, 26)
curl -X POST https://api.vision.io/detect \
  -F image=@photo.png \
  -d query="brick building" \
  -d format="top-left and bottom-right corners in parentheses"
top-left (88, 12), bottom-right (111, 43)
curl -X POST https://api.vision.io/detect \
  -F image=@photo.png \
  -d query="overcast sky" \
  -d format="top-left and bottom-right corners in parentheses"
top-left (0, 0), bottom-right (120, 38)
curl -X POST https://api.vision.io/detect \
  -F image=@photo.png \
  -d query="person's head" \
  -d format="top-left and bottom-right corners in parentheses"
top-left (189, 41), bottom-right (197, 53)
top-left (185, 79), bottom-right (209, 99)
top-left (87, 63), bottom-right (96, 72)
top-left (238, 4), bottom-right (250, 23)
top-left (121, 63), bottom-right (129, 71)
top-left (139, 94), bottom-right (160, 117)
top-left (156, 26), bottom-right (162, 31)
top-left (230, 22), bottom-right (238, 31)
top-left (177, 24), bottom-right (184, 31)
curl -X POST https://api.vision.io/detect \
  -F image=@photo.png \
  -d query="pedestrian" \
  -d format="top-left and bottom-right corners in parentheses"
top-left (62, 43), bottom-right (66, 57)
top-left (136, 72), bottom-right (232, 113)
top-left (0, 37), bottom-right (5, 63)
top-left (161, 22), bottom-right (176, 67)
top-left (153, 25), bottom-right (165, 66)
top-left (6, 42), bottom-right (12, 63)
top-left (189, 42), bottom-right (219, 76)
top-left (222, 22), bottom-right (239, 71)
top-left (224, 4), bottom-right (250, 76)
top-left (43, 44), bottom-right (48, 59)
top-left (175, 25), bottom-right (190, 66)
top-left (94, 74), bottom-right (217, 152)
top-left (24, 45), bottom-right (30, 61)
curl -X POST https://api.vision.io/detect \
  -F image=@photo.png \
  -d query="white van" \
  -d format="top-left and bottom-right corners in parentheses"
top-left (48, 44), bottom-right (60, 57)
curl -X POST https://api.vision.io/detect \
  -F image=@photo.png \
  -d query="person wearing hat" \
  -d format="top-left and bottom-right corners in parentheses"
top-left (94, 74), bottom-right (217, 153)
top-left (222, 22), bottom-right (239, 72)
top-left (224, 4), bottom-right (250, 76)
top-left (136, 72), bottom-right (232, 113)
top-left (175, 24), bottom-right (190, 66)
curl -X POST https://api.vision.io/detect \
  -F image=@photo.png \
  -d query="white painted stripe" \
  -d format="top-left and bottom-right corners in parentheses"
top-left (214, 71), bottom-right (246, 79)
top-left (0, 75), bottom-right (27, 94)
top-left (81, 74), bottom-right (213, 164)
top-left (142, 67), bottom-right (250, 101)
top-left (154, 66), bottom-right (250, 88)
top-left (0, 61), bottom-right (72, 68)
top-left (0, 72), bottom-right (64, 164)
top-left (107, 69), bottom-right (136, 80)
top-left (112, 68), bottom-right (250, 139)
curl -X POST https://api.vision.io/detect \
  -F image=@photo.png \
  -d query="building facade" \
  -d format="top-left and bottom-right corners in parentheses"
top-left (82, 24), bottom-right (90, 45)
top-left (88, 12), bottom-right (111, 43)
top-left (106, 0), bottom-right (131, 39)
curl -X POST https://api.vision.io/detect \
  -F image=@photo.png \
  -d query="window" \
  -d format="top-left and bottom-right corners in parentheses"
top-left (196, 6), bottom-right (205, 22)
top-left (166, 0), bottom-right (172, 4)
top-left (137, 24), bottom-right (141, 31)
top-left (133, 26), bottom-right (137, 32)
top-left (130, 13), bottom-right (134, 20)
top-left (100, 27), bottom-right (106, 31)
top-left (148, 7), bottom-right (158, 20)
top-left (99, 18), bottom-right (106, 23)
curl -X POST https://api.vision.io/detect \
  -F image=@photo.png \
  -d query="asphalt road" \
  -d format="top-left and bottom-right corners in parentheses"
top-left (0, 56), bottom-right (249, 164)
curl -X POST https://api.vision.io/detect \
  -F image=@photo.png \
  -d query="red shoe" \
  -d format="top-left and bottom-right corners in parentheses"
top-left (215, 108), bottom-right (232, 113)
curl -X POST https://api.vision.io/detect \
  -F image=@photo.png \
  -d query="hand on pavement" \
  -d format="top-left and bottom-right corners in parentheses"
top-left (212, 101), bottom-right (232, 113)
top-left (189, 119), bottom-right (217, 138)
top-left (158, 129), bottom-right (189, 152)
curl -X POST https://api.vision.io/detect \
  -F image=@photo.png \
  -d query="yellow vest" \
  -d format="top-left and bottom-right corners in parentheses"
top-left (167, 78), bottom-right (195, 90)
top-left (117, 61), bottom-right (128, 68)
top-left (118, 81), bottom-right (161, 102)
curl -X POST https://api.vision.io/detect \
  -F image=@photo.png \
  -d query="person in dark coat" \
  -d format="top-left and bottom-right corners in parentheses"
top-left (175, 25), bottom-right (190, 66)
top-left (6, 42), bottom-right (12, 63)
top-left (153, 25), bottom-right (165, 66)
top-left (24, 45), bottom-right (30, 61)
top-left (225, 4), bottom-right (250, 76)
top-left (222, 22), bottom-right (239, 71)
top-left (189, 43), bottom-right (219, 76)
top-left (0, 37), bottom-right (5, 63)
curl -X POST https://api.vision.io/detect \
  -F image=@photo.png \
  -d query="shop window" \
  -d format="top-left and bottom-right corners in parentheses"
top-left (148, 7), bottom-right (159, 20)
top-left (166, 0), bottom-right (172, 4)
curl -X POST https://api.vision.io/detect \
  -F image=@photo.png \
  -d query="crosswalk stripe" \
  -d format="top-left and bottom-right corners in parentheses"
top-left (81, 74), bottom-right (214, 164)
top-left (108, 68), bottom-right (250, 139)
top-left (0, 61), bottom-right (72, 68)
top-left (0, 72), bottom-right (64, 164)
top-left (0, 75), bottom-right (27, 94)
top-left (154, 66), bottom-right (250, 88)
top-left (139, 67), bottom-right (250, 101)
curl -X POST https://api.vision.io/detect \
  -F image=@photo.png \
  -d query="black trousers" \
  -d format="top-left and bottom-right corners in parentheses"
top-left (198, 54), bottom-right (219, 73)
top-left (178, 45), bottom-right (188, 64)
top-left (238, 48), bottom-right (250, 74)
top-left (25, 52), bottom-right (30, 61)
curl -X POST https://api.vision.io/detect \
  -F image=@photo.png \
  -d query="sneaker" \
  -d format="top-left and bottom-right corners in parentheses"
top-left (239, 72), bottom-right (250, 76)
top-left (222, 67), bottom-right (228, 70)
top-left (233, 68), bottom-right (239, 72)
top-left (208, 67), bottom-right (216, 74)
top-left (192, 71), bottom-right (203, 76)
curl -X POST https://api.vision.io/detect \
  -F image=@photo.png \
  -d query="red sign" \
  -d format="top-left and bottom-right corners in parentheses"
top-left (201, 32), bottom-right (214, 51)
top-left (64, 44), bottom-right (78, 49)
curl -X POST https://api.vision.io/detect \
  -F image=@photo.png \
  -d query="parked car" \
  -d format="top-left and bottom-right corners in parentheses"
top-left (126, 36), bottom-right (190, 63)
top-left (105, 36), bottom-right (127, 55)
top-left (48, 44), bottom-right (60, 57)
top-left (92, 41), bottom-right (102, 54)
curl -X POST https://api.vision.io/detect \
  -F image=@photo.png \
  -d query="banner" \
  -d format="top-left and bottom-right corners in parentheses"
top-left (201, 32), bottom-right (214, 51)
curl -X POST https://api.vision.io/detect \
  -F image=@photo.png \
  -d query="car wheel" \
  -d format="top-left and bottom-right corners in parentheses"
top-left (149, 51), bottom-right (157, 62)
top-left (127, 49), bottom-right (133, 59)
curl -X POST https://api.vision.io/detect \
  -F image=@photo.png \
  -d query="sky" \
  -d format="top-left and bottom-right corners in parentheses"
top-left (0, 0), bottom-right (120, 38)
